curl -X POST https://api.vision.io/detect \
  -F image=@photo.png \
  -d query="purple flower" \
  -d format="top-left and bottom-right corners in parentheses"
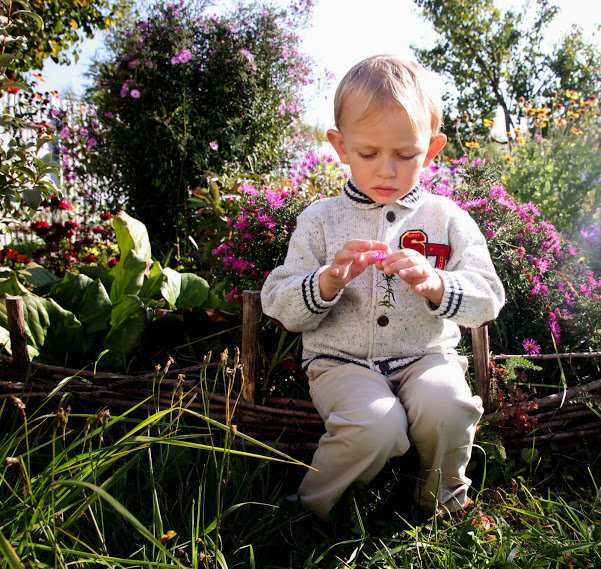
top-left (130, 89), bottom-right (141, 98)
top-left (170, 48), bottom-right (193, 64)
top-left (522, 338), bottom-right (541, 355)
top-left (209, 140), bottom-right (218, 151)
top-left (370, 250), bottom-right (389, 261)
top-left (87, 137), bottom-right (97, 150)
top-left (59, 126), bottom-right (70, 139)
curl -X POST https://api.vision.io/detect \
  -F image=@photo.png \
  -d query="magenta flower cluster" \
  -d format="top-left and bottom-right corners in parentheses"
top-left (422, 159), bottom-right (601, 356)
top-left (211, 183), bottom-right (309, 302)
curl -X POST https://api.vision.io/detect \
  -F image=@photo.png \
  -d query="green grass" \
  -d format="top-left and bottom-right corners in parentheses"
top-left (1, 361), bottom-right (600, 568)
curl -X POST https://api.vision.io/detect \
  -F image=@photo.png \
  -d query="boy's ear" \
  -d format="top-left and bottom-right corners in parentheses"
top-left (327, 128), bottom-right (349, 164)
top-left (423, 133), bottom-right (447, 166)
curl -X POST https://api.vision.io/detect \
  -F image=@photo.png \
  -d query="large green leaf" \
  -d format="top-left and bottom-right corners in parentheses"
top-left (139, 260), bottom-right (165, 300)
top-left (111, 211), bottom-right (152, 267)
top-left (47, 272), bottom-right (94, 315)
top-left (109, 249), bottom-right (148, 304)
top-left (78, 265), bottom-right (114, 294)
top-left (19, 262), bottom-right (60, 289)
top-left (160, 268), bottom-right (209, 309)
top-left (175, 272), bottom-right (209, 309)
top-left (0, 274), bottom-right (31, 297)
top-left (78, 279), bottom-right (112, 340)
top-left (100, 295), bottom-right (150, 369)
top-left (160, 267), bottom-right (181, 307)
top-left (0, 295), bottom-right (85, 364)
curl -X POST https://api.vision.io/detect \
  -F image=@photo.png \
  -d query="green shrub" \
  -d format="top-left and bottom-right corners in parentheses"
top-left (85, 1), bottom-right (319, 251)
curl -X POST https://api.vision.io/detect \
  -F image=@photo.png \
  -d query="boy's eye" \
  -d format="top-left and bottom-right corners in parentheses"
top-left (397, 153), bottom-right (417, 160)
top-left (359, 152), bottom-right (376, 159)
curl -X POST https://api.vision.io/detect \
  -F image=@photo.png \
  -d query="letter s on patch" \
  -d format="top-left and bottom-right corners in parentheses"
top-left (400, 230), bottom-right (451, 270)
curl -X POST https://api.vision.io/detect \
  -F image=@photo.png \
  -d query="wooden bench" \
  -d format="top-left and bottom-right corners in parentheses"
top-left (240, 290), bottom-right (493, 412)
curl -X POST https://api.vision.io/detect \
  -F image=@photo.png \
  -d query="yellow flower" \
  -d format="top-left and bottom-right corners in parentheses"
top-left (483, 118), bottom-right (495, 128)
top-left (516, 136), bottom-right (525, 145)
top-left (567, 111), bottom-right (580, 119)
top-left (534, 121), bottom-right (547, 128)
top-left (501, 175), bottom-right (508, 185)
top-left (554, 117), bottom-right (567, 126)
top-left (565, 90), bottom-right (579, 100)
top-left (162, 530), bottom-right (177, 542)
top-left (571, 127), bottom-right (584, 135)
top-left (465, 141), bottom-right (480, 148)
top-left (502, 154), bottom-right (514, 163)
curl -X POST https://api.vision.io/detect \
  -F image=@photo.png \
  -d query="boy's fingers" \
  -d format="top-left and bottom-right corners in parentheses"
top-left (343, 239), bottom-right (390, 252)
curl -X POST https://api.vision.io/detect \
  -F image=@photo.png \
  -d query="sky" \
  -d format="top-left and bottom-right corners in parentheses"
top-left (39, 0), bottom-right (601, 129)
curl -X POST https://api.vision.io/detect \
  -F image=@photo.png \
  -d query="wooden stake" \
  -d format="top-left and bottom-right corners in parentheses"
top-left (6, 296), bottom-right (29, 373)
top-left (241, 290), bottom-right (262, 403)
top-left (471, 325), bottom-right (491, 413)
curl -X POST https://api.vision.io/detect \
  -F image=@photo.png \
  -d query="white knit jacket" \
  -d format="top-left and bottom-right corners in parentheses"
top-left (260, 180), bottom-right (506, 375)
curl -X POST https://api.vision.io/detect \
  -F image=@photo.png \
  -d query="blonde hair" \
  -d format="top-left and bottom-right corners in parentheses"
top-left (333, 55), bottom-right (443, 135)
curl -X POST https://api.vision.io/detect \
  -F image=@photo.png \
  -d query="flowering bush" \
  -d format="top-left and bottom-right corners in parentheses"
top-left (482, 91), bottom-right (601, 242)
top-left (423, 160), bottom-right (601, 367)
top-left (288, 150), bottom-right (349, 198)
top-left (3, 192), bottom-right (118, 278)
top-left (211, 184), bottom-right (310, 302)
top-left (86, 0), bottom-right (321, 249)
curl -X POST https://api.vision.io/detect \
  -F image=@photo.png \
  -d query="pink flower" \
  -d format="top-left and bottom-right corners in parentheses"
top-left (130, 89), bottom-right (141, 98)
top-left (370, 250), bottom-right (389, 261)
top-left (209, 140), bottom-right (218, 151)
top-left (522, 338), bottom-right (541, 355)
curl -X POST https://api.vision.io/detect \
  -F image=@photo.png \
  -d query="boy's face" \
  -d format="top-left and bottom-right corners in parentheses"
top-left (327, 96), bottom-right (446, 204)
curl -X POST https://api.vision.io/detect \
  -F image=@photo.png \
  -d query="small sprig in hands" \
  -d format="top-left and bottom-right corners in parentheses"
top-left (371, 250), bottom-right (397, 308)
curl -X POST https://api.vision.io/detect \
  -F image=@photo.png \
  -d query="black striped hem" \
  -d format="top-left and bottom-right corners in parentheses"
top-left (301, 270), bottom-right (331, 315)
top-left (374, 355), bottom-right (423, 375)
top-left (302, 354), bottom-right (370, 372)
top-left (344, 180), bottom-right (376, 205)
top-left (439, 274), bottom-right (463, 318)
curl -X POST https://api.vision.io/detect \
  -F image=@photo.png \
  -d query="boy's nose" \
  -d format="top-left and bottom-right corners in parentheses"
top-left (378, 158), bottom-right (395, 178)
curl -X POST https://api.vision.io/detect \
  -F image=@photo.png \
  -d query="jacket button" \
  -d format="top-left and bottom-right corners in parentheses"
top-left (377, 315), bottom-right (389, 326)
top-left (386, 211), bottom-right (396, 222)
top-left (379, 361), bottom-right (390, 373)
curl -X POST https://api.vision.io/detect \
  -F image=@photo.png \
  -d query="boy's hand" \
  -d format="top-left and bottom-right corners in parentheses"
top-left (320, 240), bottom-right (390, 301)
top-left (379, 248), bottom-right (444, 307)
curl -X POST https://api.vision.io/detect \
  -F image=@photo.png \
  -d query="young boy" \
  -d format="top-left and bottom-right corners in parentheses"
top-left (260, 55), bottom-right (505, 521)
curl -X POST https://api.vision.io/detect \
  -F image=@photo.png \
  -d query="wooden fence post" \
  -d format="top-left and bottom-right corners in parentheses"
top-left (6, 296), bottom-right (30, 374)
top-left (241, 290), bottom-right (262, 403)
top-left (471, 325), bottom-right (491, 413)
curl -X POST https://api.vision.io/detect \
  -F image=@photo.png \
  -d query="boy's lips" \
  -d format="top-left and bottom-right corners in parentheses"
top-left (372, 186), bottom-right (398, 194)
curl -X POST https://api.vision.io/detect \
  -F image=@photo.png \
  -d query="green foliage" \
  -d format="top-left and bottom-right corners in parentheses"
top-left (0, 0), bottom-right (61, 233)
top-left (85, 1), bottom-right (318, 249)
top-left (0, 211), bottom-right (215, 370)
top-left (0, 367), bottom-right (309, 568)
top-left (8, 0), bottom-right (131, 75)
top-left (499, 90), bottom-right (601, 240)
top-left (413, 0), bottom-right (601, 145)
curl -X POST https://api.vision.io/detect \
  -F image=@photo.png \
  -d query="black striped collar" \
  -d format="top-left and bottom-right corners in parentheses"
top-left (343, 179), bottom-right (425, 209)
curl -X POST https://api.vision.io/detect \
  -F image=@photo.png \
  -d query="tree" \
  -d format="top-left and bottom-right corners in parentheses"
top-left (412, 0), bottom-right (600, 143)
top-left (5, 0), bottom-right (131, 76)
top-left (85, 1), bottom-right (317, 251)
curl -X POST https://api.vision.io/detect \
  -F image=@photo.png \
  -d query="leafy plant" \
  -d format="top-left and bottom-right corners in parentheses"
top-left (0, 211), bottom-right (215, 370)
top-left (85, 0), bottom-right (319, 250)
top-left (423, 160), bottom-right (601, 371)
top-left (0, 0), bottom-right (60, 234)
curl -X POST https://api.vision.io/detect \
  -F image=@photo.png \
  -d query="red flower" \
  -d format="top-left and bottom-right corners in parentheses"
top-left (100, 211), bottom-right (114, 220)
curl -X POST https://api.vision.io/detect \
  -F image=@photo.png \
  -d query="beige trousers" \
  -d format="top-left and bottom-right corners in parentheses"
top-left (297, 354), bottom-right (483, 521)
